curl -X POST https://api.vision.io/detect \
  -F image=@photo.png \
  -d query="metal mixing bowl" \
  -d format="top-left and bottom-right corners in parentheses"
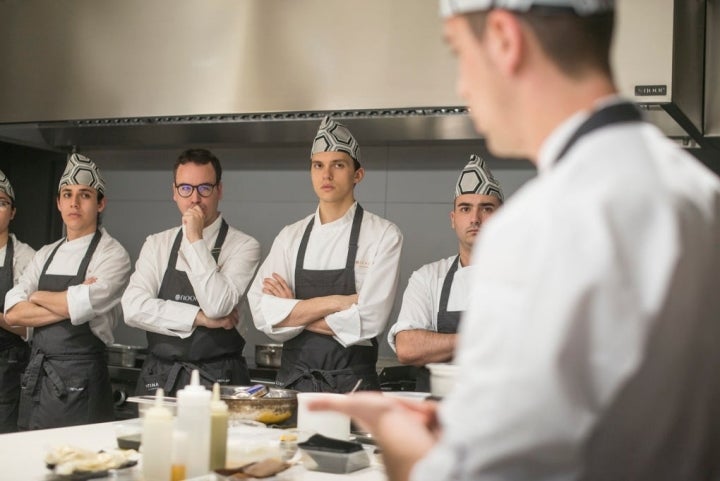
top-left (220, 386), bottom-right (298, 425)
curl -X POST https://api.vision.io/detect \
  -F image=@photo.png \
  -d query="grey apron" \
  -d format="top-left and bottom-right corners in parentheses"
top-left (0, 238), bottom-right (30, 433)
top-left (415, 255), bottom-right (462, 392)
top-left (18, 230), bottom-right (114, 430)
top-left (278, 205), bottom-right (380, 393)
top-left (138, 220), bottom-right (250, 397)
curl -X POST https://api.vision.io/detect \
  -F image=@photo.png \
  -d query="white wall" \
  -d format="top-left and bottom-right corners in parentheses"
top-left (92, 143), bottom-right (537, 363)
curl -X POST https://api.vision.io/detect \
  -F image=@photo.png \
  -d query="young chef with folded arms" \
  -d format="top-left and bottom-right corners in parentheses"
top-left (122, 148), bottom-right (260, 396)
top-left (309, 1), bottom-right (720, 480)
top-left (248, 116), bottom-right (403, 393)
top-left (5, 154), bottom-right (131, 430)
top-left (0, 171), bottom-right (35, 433)
top-left (387, 154), bottom-right (503, 392)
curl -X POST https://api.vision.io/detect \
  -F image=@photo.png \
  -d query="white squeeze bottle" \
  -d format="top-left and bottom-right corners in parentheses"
top-left (176, 370), bottom-right (211, 478)
top-left (209, 383), bottom-right (229, 470)
top-left (142, 388), bottom-right (173, 481)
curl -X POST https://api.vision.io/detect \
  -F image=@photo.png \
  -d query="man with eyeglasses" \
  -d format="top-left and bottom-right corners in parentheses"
top-left (5, 154), bottom-right (131, 430)
top-left (0, 170), bottom-right (35, 432)
top-left (123, 148), bottom-right (260, 396)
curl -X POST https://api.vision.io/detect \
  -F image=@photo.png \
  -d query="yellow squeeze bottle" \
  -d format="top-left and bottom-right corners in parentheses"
top-left (209, 383), bottom-right (229, 470)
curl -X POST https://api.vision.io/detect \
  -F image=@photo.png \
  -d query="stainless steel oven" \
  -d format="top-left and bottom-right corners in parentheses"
top-left (105, 345), bottom-right (146, 420)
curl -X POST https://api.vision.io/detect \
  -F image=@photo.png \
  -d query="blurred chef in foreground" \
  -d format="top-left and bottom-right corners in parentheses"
top-left (309, 1), bottom-right (720, 480)
top-left (388, 154), bottom-right (503, 392)
top-left (249, 116), bottom-right (403, 393)
top-left (0, 170), bottom-right (35, 432)
top-left (5, 154), bottom-right (131, 430)
top-left (123, 148), bottom-right (260, 396)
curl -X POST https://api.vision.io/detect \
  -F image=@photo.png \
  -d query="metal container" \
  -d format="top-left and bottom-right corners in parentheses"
top-left (254, 343), bottom-right (283, 368)
top-left (106, 344), bottom-right (145, 368)
top-left (220, 386), bottom-right (297, 425)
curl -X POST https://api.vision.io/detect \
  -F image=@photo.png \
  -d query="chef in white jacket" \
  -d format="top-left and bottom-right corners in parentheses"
top-left (307, 1), bottom-right (720, 480)
top-left (388, 155), bottom-right (503, 392)
top-left (122, 148), bottom-right (260, 396)
top-left (5, 154), bottom-right (131, 430)
top-left (249, 116), bottom-right (403, 393)
top-left (0, 170), bottom-right (35, 433)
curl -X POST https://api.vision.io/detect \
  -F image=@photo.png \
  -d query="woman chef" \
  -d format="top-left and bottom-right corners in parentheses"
top-left (4, 154), bottom-right (131, 430)
top-left (0, 170), bottom-right (35, 432)
top-left (248, 116), bottom-right (403, 393)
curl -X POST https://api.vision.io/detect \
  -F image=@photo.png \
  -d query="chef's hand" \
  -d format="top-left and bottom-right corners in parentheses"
top-left (194, 308), bottom-right (239, 330)
top-left (308, 392), bottom-right (440, 480)
top-left (83, 277), bottom-right (97, 285)
top-left (309, 392), bottom-right (440, 437)
top-left (183, 205), bottom-right (205, 243)
top-left (262, 273), bottom-right (295, 299)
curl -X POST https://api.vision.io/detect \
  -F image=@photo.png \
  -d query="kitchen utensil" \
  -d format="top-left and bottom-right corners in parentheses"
top-left (220, 385), bottom-right (297, 425)
top-left (106, 344), bottom-right (146, 368)
top-left (349, 379), bottom-right (362, 394)
top-left (298, 434), bottom-right (370, 474)
top-left (254, 343), bottom-right (283, 368)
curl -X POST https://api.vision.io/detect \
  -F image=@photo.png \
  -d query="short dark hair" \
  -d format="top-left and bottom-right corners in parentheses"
top-left (465, 8), bottom-right (614, 78)
top-left (174, 148), bottom-right (222, 184)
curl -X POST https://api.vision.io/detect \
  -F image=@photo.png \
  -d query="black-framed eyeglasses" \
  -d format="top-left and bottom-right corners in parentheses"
top-left (174, 183), bottom-right (217, 198)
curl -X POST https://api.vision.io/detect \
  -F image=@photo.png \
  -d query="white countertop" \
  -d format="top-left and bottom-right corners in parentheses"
top-left (0, 420), bottom-right (387, 481)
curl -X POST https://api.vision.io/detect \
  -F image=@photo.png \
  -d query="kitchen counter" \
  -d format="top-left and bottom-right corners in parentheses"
top-left (0, 420), bottom-right (387, 481)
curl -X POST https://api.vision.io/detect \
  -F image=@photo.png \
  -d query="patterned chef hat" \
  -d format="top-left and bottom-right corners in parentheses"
top-left (440, 0), bottom-right (614, 17)
top-left (0, 169), bottom-right (15, 202)
top-left (311, 116), bottom-right (361, 165)
top-left (455, 154), bottom-right (504, 202)
top-left (59, 153), bottom-right (106, 195)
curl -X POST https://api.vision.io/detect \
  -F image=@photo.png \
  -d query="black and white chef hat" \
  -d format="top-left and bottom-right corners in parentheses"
top-left (0, 169), bottom-right (15, 202)
top-left (440, 0), bottom-right (614, 17)
top-left (311, 116), bottom-right (361, 165)
top-left (58, 153), bottom-right (106, 195)
top-left (455, 154), bottom-right (504, 202)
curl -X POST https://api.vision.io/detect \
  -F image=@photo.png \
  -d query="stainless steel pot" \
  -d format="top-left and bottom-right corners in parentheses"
top-left (106, 344), bottom-right (146, 368)
top-left (254, 343), bottom-right (282, 368)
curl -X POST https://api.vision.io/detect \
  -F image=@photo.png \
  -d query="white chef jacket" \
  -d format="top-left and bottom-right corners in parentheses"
top-left (4, 228), bottom-right (131, 345)
top-left (249, 202), bottom-right (403, 347)
top-left (413, 101), bottom-right (720, 480)
top-left (387, 255), bottom-right (475, 352)
top-left (122, 215), bottom-right (261, 338)
top-left (0, 234), bottom-right (36, 287)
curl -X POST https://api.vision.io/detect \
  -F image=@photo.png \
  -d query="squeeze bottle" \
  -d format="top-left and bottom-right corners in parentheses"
top-left (141, 388), bottom-right (173, 481)
top-left (209, 383), bottom-right (229, 470)
top-left (176, 370), bottom-right (211, 478)
top-left (171, 430), bottom-right (188, 481)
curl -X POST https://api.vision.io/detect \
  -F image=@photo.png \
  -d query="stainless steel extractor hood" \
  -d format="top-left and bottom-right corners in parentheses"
top-left (0, 0), bottom-right (710, 151)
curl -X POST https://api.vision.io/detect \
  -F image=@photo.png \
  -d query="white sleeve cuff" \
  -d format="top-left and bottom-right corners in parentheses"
top-left (182, 237), bottom-right (216, 274)
top-left (259, 295), bottom-right (304, 341)
top-left (326, 304), bottom-right (360, 347)
top-left (3, 288), bottom-right (26, 316)
top-left (67, 284), bottom-right (94, 324)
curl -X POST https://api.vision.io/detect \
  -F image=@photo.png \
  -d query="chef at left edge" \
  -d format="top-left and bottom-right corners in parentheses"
top-left (0, 170), bottom-right (36, 433)
top-left (4, 153), bottom-right (131, 430)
